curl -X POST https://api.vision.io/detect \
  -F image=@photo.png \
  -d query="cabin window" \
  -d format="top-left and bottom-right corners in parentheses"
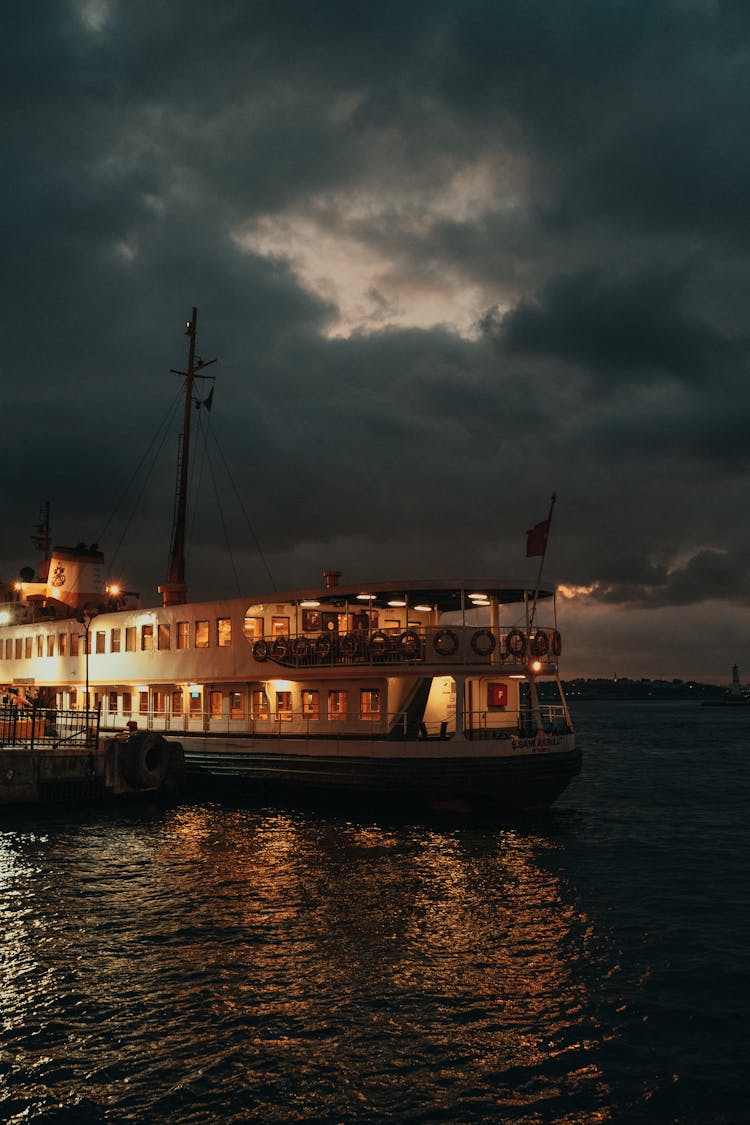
top-left (251, 690), bottom-right (269, 720)
top-left (95, 631), bottom-right (106, 654)
top-left (58, 633), bottom-right (67, 656)
top-left (276, 690), bottom-right (292, 720)
top-left (243, 615), bottom-right (263, 640)
top-left (138, 691), bottom-right (149, 715)
top-left (110, 628), bottom-right (120, 653)
top-left (36, 635), bottom-right (44, 657)
top-left (271, 616), bottom-right (290, 638)
top-left (385, 618), bottom-right (401, 633)
top-left (122, 691), bottom-right (132, 716)
top-left (15, 638), bottom-right (22, 659)
top-left (69, 689), bottom-right (77, 708)
top-left (153, 690), bottom-right (167, 717)
top-left (360, 688), bottom-right (381, 720)
top-left (141, 624), bottom-right (154, 651)
top-left (195, 620), bottom-right (209, 648)
top-left (108, 691), bottom-right (118, 713)
top-left (4, 639), bottom-right (11, 659)
top-left (46, 635), bottom-right (55, 657)
top-left (189, 691), bottom-right (202, 717)
top-left (302, 690), bottom-right (320, 720)
top-left (158, 623), bottom-right (170, 651)
top-left (230, 691), bottom-right (243, 719)
top-left (176, 621), bottom-right (189, 649)
top-left (125, 627), bottom-right (136, 653)
top-left (171, 690), bottom-right (183, 716)
top-left (210, 690), bottom-right (223, 718)
top-left (70, 634), bottom-right (79, 657)
top-left (217, 618), bottom-right (232, 647)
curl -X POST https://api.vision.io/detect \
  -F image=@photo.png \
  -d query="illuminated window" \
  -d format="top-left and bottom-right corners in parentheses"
top-left (171, 690), bottom-right (183, 716)
top-left (58, 633), bottom-right (67, 656)
top-left (230, 691), bottom-right (243, 718)
top-left (110, 628), bottom-right (120, 653)
top-left (302, 690), bottom-right (320, 720)
top-left (125, 627), bottom-right (136, 652)
top-left (158, 623), bottom-right (170, 651)
top-left (70, 634), bottom-right (79, 657)
top-left (69, 689), bottom-right (77, 708)
top-left (360, 688), bottom-right (381, 720)
top-left (276, 690), bottom-right (292, 720)
top-left (15, 638), bottom-right (22, 659)
top-left (141, 624), bottom-right (154, 651)
top-left (108, 691), bottom-right (118, 712)
top-left (210, 690), bottom-right (223, 718)
top-left (243, 614), bottom-right (264, 640)
top-left (251, 690), bottom-right (269, 719)
top-left (328, 690), bottom-right (348, 719)
top-left (217, 618), bottom-right (232, 646)
top-left (176, 621), bottom-right (189, 649)
top-left (4, 639), bottom-right (11, 659)
top-left (122, 691), bottom-right (131, 716)
top-left (139, 691), bottom-right (149, 715)
top-left (153, 690), bottom-right (167, 716)
top-left (189, 691), bottom-right (202, 717)
top-left (95, 631), bottom-right (105, 654)
top-left (271, 616), bottom-right (289, 638)
top-left (47, 635), bottom-right (55, 657)
top-left (195, 620), bottom-right (209, 648)
top-left (36, 635), bottom-right (43, 657)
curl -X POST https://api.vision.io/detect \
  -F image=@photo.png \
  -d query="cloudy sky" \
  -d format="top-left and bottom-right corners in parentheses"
top-left (4, 0), bottom-right (750, 681)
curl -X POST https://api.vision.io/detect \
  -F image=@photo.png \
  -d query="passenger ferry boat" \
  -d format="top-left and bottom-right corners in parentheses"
top-left (0, 313), bottom-right (579, 809)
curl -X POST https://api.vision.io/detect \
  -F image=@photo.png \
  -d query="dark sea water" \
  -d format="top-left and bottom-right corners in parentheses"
top-left (1, 700), bottom-right (748, 1124)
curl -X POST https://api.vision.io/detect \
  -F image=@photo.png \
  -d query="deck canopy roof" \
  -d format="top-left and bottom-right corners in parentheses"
top-left (267, 578), bottom-right (555, 614)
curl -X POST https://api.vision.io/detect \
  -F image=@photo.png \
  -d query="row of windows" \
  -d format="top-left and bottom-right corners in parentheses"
top-left (2, 612), bottom-right (410, 662)
top-left (1, 618), bottom-right (234, 661)
top-left (59, 687), bottom-right (382, 722)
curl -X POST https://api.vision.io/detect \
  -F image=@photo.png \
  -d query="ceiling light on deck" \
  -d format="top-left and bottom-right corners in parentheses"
top-left (413, 604), bottom-right (432, 612)
top-left (469, 592), bottom-right (489, 601)
top-left (356, 593), bottom-right (374, 601)
top-left (299, 600), bottom-right (320, 608)
top-left (387, 599), bottom-right (406, 607)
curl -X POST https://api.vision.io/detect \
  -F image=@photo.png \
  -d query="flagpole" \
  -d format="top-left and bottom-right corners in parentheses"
top-left (529, 492), bottom-right (556, 632)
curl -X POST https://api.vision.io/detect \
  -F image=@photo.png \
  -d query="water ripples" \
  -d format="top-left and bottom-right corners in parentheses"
top-left (1, 701), bottom-right (748, 1122)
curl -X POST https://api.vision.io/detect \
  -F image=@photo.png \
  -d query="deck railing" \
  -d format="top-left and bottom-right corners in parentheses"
top-left (102, 705), bottom-right (571, 742)
top-left (249, 624), bottom-right (562, 670)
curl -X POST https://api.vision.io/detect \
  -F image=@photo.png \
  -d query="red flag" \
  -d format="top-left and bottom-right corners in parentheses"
top-left (526, 518), bottom-right (550, 557)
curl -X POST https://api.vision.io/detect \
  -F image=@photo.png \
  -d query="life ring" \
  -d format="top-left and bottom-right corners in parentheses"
top-left (531, 631), bottom-right (549, 657)
top-left (121, 732), bottom-right (170, 790)
top-left (292, 637), bottom-right (310, 659)
top-left (471, 628), bottom-right (496, 657)
top-left (551, 630), bottom-right (562, 656)
top-left (271, 636), bottom-right (290, 661)
top-left (399, 630), bottom-right (421, 658)
top-left (315, 633), bottom-right (333, 659)
top-left (340, 633), bottom-right (360, 658)
top-left (506, 629), bottom-right (526, 657)
top-left (433, 629), bottom-right (459, 656)
top-left (253, 638), bottom-right (269, 662)
top-left (369, 631), bottom-right (390, 657)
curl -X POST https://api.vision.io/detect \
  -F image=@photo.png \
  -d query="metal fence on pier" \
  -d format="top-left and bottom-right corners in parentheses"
top-left (0, 705), bottom-right (101, 751)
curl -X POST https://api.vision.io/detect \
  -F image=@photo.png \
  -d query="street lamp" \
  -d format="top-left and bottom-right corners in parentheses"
top-left (76, 608), bottom-right (99, 716)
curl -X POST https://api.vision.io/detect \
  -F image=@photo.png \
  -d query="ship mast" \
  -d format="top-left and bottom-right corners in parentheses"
top-left (159, 307), bottom-right (215, 606)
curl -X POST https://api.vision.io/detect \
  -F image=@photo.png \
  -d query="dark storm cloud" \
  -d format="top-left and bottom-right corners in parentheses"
top-left (3, 0), bottom-right (750, 649)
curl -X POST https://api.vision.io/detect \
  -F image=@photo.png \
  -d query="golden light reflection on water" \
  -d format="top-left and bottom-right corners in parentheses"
top-left (0, 806), bottom-right (619, 1123)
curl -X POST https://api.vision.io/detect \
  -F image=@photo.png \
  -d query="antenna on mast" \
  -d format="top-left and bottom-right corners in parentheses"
top-left (158, 307), bottom-right (217, 606)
